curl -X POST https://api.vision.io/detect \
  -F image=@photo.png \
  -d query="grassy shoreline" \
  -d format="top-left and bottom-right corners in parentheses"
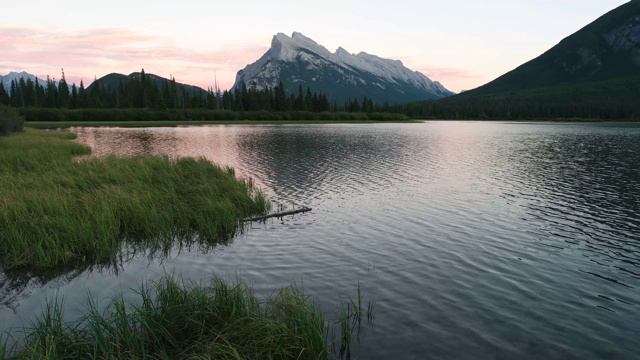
top-left (0, 106), bottom-right (25, 134)
top-left (0, 129), bottom-right (268, 269)
top-left (1, 276), bottom-right (374, 359)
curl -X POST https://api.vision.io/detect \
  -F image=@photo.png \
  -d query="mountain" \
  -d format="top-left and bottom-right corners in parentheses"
top-left (0, 71), bottom-right (51, 91)
top-left (233, 32), bottom-right (453, 104)
top-left (461, 0), bottom-right (640, 97)
top-left (410, 1), bottom-right (640, 120)
top-left (88, 72), bottom-right (208, 97)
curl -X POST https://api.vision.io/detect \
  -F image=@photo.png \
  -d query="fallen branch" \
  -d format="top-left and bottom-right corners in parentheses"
top-left (244, 206), bottom-right (312, 222)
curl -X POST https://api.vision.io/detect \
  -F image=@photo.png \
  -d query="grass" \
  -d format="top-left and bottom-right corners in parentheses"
top-left (0, 129), bottom-right (268, 270)
top-left (0, 276), bottom-right (375, 360)
top-left (0, 106), bottom-right (25, 134)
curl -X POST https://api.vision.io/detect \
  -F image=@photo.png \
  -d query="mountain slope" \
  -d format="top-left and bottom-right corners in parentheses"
top-left (233, 32), bottom-right (453, 104)
top-left (0, 71), bottom-right (51, 91)
top-left (87, 72), bottom-right (207, 97)
top-left (462, 0), bottom-right (640, 97)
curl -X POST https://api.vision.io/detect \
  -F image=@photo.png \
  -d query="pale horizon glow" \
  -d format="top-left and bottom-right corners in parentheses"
top-left (0, 0), bottom-right (630, 93)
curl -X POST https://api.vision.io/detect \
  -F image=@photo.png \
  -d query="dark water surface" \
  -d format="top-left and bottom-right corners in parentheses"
top-left (1, 122), bottom-right (639, 359)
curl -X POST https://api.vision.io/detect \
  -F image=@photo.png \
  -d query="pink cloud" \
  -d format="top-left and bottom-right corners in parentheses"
top-left (0, 26), bottom-right (266, 90)
top-left (393, 55), bottom-right (486, 93)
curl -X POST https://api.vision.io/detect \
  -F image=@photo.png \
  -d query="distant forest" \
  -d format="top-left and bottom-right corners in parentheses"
top-left (1, 70), bottom-right (638, 121)
top-left (0, 69), bottom-right (398, 114)
top-left (398, 75), bottom-right (640, 121)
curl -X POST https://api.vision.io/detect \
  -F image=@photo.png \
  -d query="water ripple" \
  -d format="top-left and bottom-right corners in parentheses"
top-left (2, 122), bottom-right (639, 359)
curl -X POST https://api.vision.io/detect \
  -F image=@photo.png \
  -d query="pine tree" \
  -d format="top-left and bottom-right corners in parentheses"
top-left (58, 69), bottom-right (70, 108)
top-left (305, 87), bottom-right (313, 110)
top-left (89, 77), bottom-right (105, 108)
top-left (296, 85), bottom-right (305, 110)
top-left (27, 79), bottom-right (38, 107)
top-left (78, 80), bottom-right (87, 108)
top-left (162, 79), bottom-right (174, 109)
top-left (45, 76), bottom-right (59, 108)
top-left (140, 68), bottom-right (148, 108)
top-left (240, 81), bottom-right (250, 110)
top-left (0, 83), bottom-right (9, 105)
top-left (273, 81), bottom-right (288, 111)
top-left (34, 77), bottom-right (41, 107)
top-left (70, 84), bottom-right (78, 108)
top-left (9, 80), bottom-right (19, 107)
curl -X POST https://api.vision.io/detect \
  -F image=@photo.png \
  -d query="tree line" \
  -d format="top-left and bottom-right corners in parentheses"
top-left (397, 75), bottom-right (640, 121)
top-left (0, 69), bottom-right (396, 115)
top-left (5, 69), bottom-right (635, 120)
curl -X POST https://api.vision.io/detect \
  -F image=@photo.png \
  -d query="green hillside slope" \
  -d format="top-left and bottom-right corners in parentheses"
top-left (464, 0), bottom-right (640, 96)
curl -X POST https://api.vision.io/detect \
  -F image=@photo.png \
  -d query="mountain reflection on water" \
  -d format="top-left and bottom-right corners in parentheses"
top-left (1, 122), bottom-right (639, 359)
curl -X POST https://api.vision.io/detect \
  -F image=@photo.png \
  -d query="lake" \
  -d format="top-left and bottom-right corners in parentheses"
top-left (1, 121), bottom-right (639, 359)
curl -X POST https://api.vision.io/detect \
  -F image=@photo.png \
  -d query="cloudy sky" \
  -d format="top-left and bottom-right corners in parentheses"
top-left (0, 0), bottom-right (629, 93)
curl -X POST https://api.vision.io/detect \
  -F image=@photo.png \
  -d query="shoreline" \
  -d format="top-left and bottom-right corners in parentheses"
top-left (25, 118), bottom-right (640, 129)
top-left (0, 129), bottom-right (269, 270)
top-left (26, 119), bottom-right (419, 129)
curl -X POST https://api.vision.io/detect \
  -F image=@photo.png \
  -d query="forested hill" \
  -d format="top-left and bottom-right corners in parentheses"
top-left (88, 72), bottom-right (207, 97)
top-left (399, 1), bottom-right (640, 120)
top-left (462, 0), bottom-right (640, 97)
top-left (86, 71), bottom-right (209, 108)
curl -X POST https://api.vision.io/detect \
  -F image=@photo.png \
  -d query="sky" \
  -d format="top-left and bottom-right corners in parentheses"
top-left (0, 0), bottom-right (630, 93)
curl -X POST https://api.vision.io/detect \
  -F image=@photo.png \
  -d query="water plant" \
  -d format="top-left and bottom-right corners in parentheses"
top-left (1, 276), bottom-right (374, 360)
top-left (0, 129), bottom-right (268, 269)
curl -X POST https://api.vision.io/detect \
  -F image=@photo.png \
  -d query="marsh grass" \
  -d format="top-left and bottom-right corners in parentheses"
top-left (330, 283), bottom-right (376, 359)
top-left (0, 129), bottom-right (268, 269)
top-left (0, 106), bottom-right (24, 135)
top-left (2, 276), bottom-right (374, 360)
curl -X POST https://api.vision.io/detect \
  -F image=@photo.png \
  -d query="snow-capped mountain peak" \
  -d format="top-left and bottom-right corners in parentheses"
top-left (271, 32), bottom-right (333, 61)
top-left (234, 32), bottom-right (453, 103)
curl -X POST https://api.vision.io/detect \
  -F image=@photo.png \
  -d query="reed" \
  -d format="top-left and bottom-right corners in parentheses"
top-left (330, 283), bottom-right (376, 359)
top-left (2, 276), bottom-right (373, 360)
top-left (0, 129), bottom-right (268, 269)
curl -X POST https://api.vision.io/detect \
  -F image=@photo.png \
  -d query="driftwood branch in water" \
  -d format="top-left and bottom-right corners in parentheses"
top-left (244, 207), bottom-right (312, 222)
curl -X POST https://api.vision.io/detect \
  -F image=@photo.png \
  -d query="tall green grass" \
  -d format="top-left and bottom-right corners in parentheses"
top-left (1, 276), bottom-right (374, 360)
top-left (0, 129), bottom-right (268, 269)
top-left (0, 106), bottom-right (25, 134)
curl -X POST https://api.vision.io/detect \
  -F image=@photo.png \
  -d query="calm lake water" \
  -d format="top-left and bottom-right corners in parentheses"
top-left (1, 121), bottom-right (639, 359)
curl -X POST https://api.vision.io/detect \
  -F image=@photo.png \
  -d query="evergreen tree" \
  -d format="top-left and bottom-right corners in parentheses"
top-left (240, 81), bottom-right (250, 110)
top-left (58, 69), bottom-right (70, 108)
top-left (70, 84), bottom-right (78, 108)
top-left (9, 80), bottom-right (19, 107)
top-left (16, 77), bottom-right (27, 107)
top-left (305, 87), bottom-right (313, 110)
top-left (45, 76), bottom-right (59, 108)
top-left (162, 79), bottom-right (174, 109)
top-left (88, 77), bottom-right (104, 108)
top-left (24, 78), bottom-right (36, 107)
top-left (78, 80), bottom-right (87, 108)
top-left (34, 77), bottom-right (42, 107)
top-left (296, 85), bottom-right (305, 110)
top-left (273, 81), bottom-right (288, 111)
top-left (0, 83), bottom-right (9, 105)
top-left (140, 68), bottom-right (148, 108)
